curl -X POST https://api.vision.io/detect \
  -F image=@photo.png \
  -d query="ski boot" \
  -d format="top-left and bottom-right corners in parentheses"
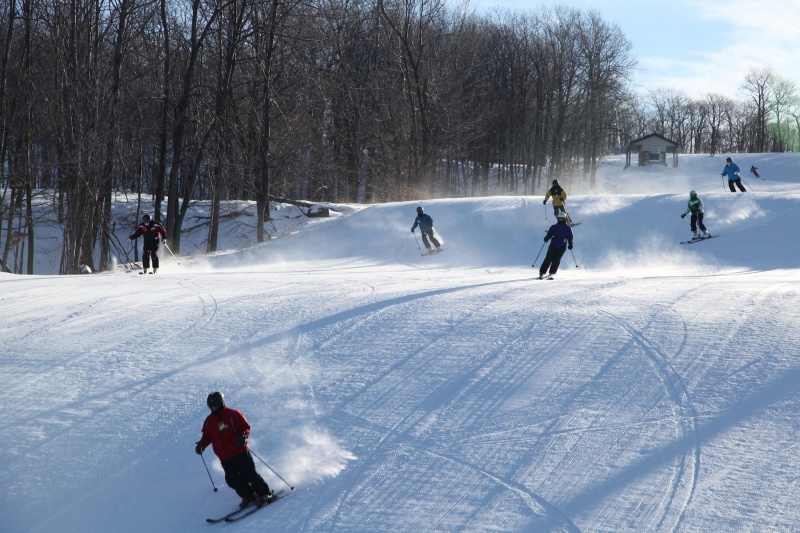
top-left (257, 491), bottom-right (278, 507)
top-left (239, 493), bottom-right (258, 509)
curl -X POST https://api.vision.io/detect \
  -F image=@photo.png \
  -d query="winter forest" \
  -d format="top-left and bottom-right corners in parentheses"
top-left (1, 0), bottom-right (799, 274)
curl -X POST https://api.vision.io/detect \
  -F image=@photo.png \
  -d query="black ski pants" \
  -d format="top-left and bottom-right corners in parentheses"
top-left (142, 241), bottom-right (160, 269)
top-left (540, 246), bottom-right (567, 277)
top-left (221, 450), bottom-right (271, 500)
top-left (690, 212), bottom-right (707, 233)
top-left (728, 178), bottom-right (746, 192)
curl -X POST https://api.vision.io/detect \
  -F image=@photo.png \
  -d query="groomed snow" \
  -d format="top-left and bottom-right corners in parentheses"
top-left (3, 154), bottom-right (800, 532)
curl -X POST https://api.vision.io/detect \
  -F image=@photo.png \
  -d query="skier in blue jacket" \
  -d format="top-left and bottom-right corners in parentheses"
top-left (539, 211), bottom-right (574, 279)
top-left (721, 157), bottom-right (746, 192)
top-left (411, 206), bottom-right (441, 253)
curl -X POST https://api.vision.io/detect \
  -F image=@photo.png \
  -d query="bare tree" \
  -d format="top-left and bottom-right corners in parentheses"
top-left (575, 10), bottom-right (635, 188)
top-left (740, 67), bottom-right (774, 152)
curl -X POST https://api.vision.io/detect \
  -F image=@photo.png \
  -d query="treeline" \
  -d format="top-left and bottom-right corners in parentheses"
top-left (636, 67), bottom-right (800, 157)
top-left (0, 0), bottom-right (797, 274)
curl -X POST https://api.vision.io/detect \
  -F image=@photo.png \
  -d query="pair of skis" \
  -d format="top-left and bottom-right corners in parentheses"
top-left (421, 247), bottom-right (444, 256)
top-left (680, 234), bottom-right (717, 244)
top-left (206, 491), bottom-right (287, 524)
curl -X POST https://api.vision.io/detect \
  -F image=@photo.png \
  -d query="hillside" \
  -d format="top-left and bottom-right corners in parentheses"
top-left (2, 153), bottom-right (800, 532)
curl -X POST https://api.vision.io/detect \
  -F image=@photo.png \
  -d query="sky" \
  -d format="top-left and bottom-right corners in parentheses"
top-left (4, 153), bottom-right (800, 532)
top-left (468, 0), bottom-right (800, 100)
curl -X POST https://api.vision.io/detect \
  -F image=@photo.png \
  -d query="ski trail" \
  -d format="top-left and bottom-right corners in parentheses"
top-left (598, 309), bottom-right (700, 532)
top-left (176, 277), bottom-right (219, 335)
top-left (315, 280), bottom-right (565, 531)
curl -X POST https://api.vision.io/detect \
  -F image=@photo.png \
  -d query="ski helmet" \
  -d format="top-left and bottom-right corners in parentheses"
top-left (726, 157), bottom-right (732, 163)
top-left (556, 210), bottom-right (567, 220)
top-left (552, 179), bottom-right (559, 186)
top-left (142, 213), bottom-right (151, 223)
top-left (207, 391), bottom-right (225, 411)
top-left (416, 206), bottom-right (424, 214)
top-left (690, 190), bottom-right (697, 197)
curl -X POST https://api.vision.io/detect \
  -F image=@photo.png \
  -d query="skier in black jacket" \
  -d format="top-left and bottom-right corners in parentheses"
top-left (129, 214), bottom-right (167, 273)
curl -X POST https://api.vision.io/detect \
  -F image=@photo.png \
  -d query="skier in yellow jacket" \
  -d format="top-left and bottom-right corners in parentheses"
top-left (543, 179), bottom-right (572, 225)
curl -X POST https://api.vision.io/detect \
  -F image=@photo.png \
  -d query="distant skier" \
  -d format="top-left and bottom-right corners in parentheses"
top-left (128, 214), bottom-right (167, 273)
top-left (721, 157), bottom-right (746, 192)
top-left (411, 206), bottom-right (442, 254)
top-left (195, 392), bottom-right (276, 509)
top-left (750, 165), bottom-right (760, 178)
top-left (543, 179), bottom-right (573, 224)
top-left (538, 211), bottom-right (574, 279)
top-left (681, 190), bottom-right (710, 240)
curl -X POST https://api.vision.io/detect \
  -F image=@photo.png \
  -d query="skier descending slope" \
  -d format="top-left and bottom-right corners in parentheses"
top-left (195, 392), bottom-right (276, 510)
top-left (128, 214), bottom-right (167, 274)
top-left (538, 211), bottom-right (574, 279)
top-left (721, 157), bottom-right (747, 192)
top-left (680, 190), bottom-right (711, 241)
top-left (543, 179), bottom-right (574, 225)
top-left (411, 206), bottom-right (443, 255)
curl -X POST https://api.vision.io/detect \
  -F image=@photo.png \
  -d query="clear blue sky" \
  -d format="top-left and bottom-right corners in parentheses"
top-left (466, 0), bottom-right (800, 100)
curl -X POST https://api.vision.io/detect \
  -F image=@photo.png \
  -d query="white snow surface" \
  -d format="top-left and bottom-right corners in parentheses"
top-left (3, 153), bottom-right (800, 532)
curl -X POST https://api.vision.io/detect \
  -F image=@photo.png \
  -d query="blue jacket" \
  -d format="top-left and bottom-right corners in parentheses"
top-left (544, 221), bottom-right (574, 249)
top-left (412, 214), bottom-right (433, 233)
top-left (722, 162), bottom-right (741, 181)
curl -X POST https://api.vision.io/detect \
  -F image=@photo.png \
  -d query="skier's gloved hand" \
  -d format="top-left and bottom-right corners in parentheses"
top-left (236, 436), bottom-right (247, 447)
top-left (128, 235), bottom-right (135, 240)
top-left (681, 213), bottom-right (686, 218)
top-left (410, 228), bottom-right (415, 233)
top-left (543, 237), bottom-right (550, 243)
top-left (195, 443), bottom-right (204, 455)
top-left (162, 239), bottom-right (167, 246)
top-left (568, 243), bottom-right (573, 250)
top-left (542, 200), bottom-right (547, 204)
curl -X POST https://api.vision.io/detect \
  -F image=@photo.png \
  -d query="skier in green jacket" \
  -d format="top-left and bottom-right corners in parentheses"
top-left (680, 190), bottom-right (710, 240)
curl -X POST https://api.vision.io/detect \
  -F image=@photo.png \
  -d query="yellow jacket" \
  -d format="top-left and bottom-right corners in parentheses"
top-left (544, 186), bottom-right (567, 207)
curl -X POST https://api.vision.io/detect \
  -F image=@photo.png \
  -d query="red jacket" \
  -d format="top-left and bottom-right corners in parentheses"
top-left (198, 407), bottom-right (250, 461)
top-left (129, 221), bottom-right (166, 245)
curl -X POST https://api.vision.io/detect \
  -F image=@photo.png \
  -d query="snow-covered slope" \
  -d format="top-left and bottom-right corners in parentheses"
top-left (3, 153), bottom-right (800, 532)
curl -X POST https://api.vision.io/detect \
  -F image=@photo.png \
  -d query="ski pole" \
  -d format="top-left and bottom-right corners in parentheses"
top-left (200, 453), bottom-right (219, 492)
top-left (163, 241), bottom-right (181, 265)
top-left (544, 202), bottom-right (547, 220)
top-left (740, 177), bottom-right (754, 191)
top-left (250, 449), bottom-right (295, 491)
top-left (412, 231), bottom-right (421, 250)
top-left (531, 241), bottom-right (546, 267)
top-left (568, 243), bottom-right (579, 268)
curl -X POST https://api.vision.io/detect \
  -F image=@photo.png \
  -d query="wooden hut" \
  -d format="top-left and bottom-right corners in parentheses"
top-left (625, 133), bottom-right (679, 168)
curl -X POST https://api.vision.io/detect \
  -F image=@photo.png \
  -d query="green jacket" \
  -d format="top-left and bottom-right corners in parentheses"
top-left (684, 197), bottom-right (704, 215)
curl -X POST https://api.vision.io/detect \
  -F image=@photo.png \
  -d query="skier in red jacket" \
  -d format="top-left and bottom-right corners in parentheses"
top-left (195, 392), bottom-right (275, 508)
top-left (128, 214), bottom-right (167, 274)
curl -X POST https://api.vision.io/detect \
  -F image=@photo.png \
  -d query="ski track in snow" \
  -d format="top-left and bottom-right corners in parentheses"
top-left (254, 274), bottom-right (704, 532)
top-left (9, 268), bottom-right (794, 532)
top-left (596, 308), bottom-right (699, 533)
